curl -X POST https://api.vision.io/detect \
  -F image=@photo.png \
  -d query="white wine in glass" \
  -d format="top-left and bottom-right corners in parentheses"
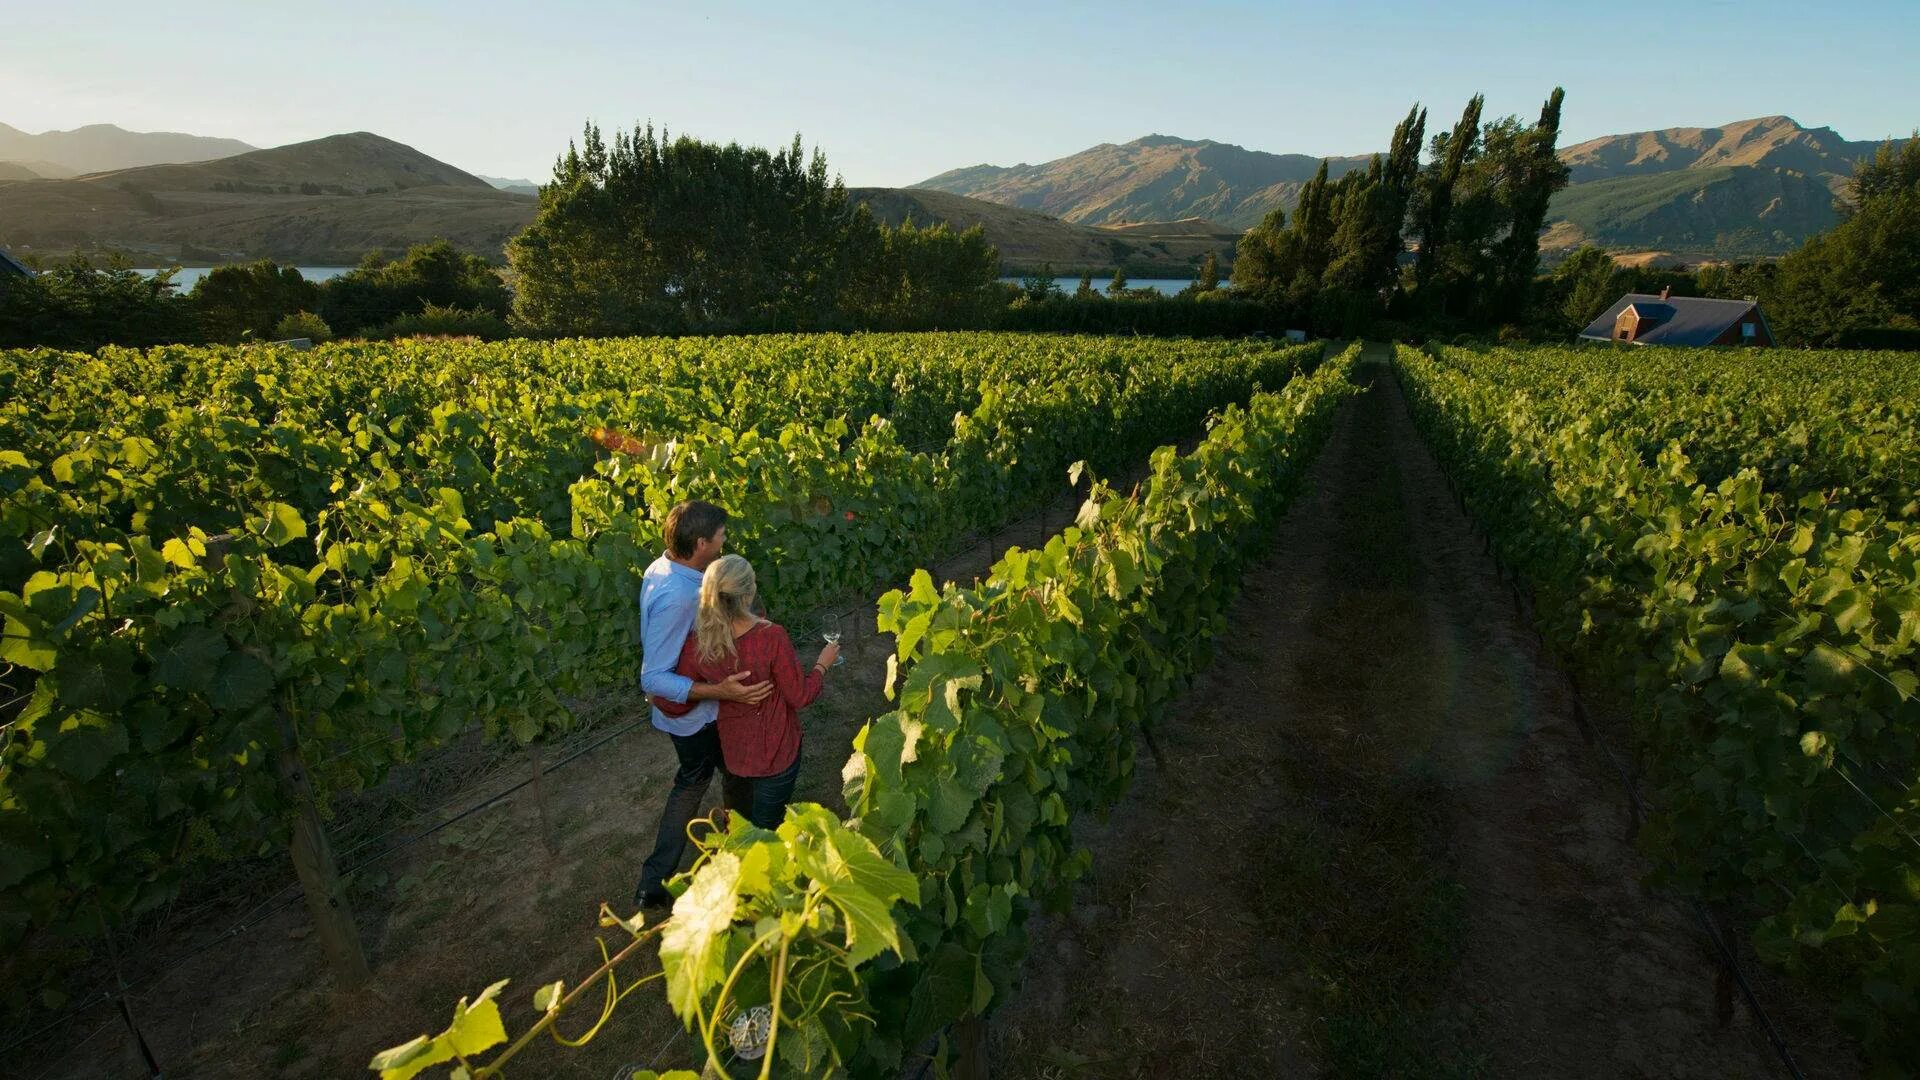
top-left (821, 615), bottom-right (846, 666)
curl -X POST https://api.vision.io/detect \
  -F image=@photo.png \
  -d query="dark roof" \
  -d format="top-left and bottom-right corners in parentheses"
top-left (0, 248), bottom-right (32, 279)
top-left (1579, 293), bottom-right (1763, 346)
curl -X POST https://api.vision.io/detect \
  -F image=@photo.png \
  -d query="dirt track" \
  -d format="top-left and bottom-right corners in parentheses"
top-left (992, 350), bottom-right (1830, 1078)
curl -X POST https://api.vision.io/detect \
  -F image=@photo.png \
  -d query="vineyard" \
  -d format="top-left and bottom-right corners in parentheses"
top-left (0, 332), bottom-right (1319, 1009)
top-left (4, 331), bottom-right (1919, 1078)
top-left (1398, 343), bottom-right (1920, 1067)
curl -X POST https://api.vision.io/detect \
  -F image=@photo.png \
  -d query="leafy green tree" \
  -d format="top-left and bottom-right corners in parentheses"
top-left (192, 260), bottom-right (321, 342)
top-left (1764, 134), bottom-right (1920, 345)
top-left (509, 125), bottom-right (864, 335)
top-left (1194, 250), bottom-right (1220, 293)
top-left (1412, 94), bottom-right (1485, 302)
top-left (839, 218), bottom-right (1000, 329)
top-left (1106, 268), bottom-right (1130, 296)
top-left (1018, 262), bottom-right (1061, 302)
top-left (0, 255), bottom-right (196, 350)
top-left (1074, 272), bottom-right (1096, 299)
top-left (320, 239), bottom-right (508, 334)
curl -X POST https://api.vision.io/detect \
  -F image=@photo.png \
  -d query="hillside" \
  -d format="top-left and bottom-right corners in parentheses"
top-left (850, 187), bottom-right (1239, 275)
top-left (0, 133), bottom-right (536, 264)
top-left (0, 122), bottom-right (254, 175)
top-left (914, 135), bottom-right (1372, 231)
top-left (1542, 165), bottom-right (1843, 256)
top-left (917, 115), bottom-right (1907, 258)
top-left (1557, 115), bottom-right (1881, 192)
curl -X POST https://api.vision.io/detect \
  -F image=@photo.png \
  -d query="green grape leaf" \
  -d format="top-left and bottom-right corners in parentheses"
top-left (209, 650), bottom-right (274, 712)
top-left (658, 851), bottom-right (743, 1020)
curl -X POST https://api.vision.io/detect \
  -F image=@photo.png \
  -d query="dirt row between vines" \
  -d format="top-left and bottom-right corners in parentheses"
top-left (991, 350), bottom-right (1860, 1078)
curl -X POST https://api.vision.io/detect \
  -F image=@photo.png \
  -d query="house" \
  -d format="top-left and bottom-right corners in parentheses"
top-left (0, 247), bottom-right (33, 280)
top-left (1578, 287), bottom-right (1774, 347)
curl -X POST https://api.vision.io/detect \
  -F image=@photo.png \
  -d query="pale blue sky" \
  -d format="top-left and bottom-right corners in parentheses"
top-left (3, 0), bottom-right (1914, 186)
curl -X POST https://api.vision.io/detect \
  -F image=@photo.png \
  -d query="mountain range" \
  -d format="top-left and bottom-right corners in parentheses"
top-left (915, 115), bottom-right (1901, 257)
top-left (0, 114), bottom-right (1906, 269)
top-left (0, 132), bottom-right (536, 265)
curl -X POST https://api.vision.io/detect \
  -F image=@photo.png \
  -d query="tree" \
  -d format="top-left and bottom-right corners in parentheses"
top-left (1106, 268), bottom-right (1130, 296)
top-left (1074, 272), bottom-right (1096, 299)
top-left (1763, 133), bottom-right (1920, 345)
top-left (320, 239), bottom-right (508, 334)
top-left (1412, 94), bottom-right (1485, 302)
top-left (191, 260), bottom-right (321, 342)
top-left (1018, 262), bottom-right (1061, 302)
top-left (0, 256), bottom-right (196, 350)
top-left (1194, 250), bottom-right (1220, 293)
top-left (838, 218), bottom-right (1000, 329)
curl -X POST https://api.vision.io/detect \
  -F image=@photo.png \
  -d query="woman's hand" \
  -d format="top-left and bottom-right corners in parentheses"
top-left (815, 642), bottom-right (840, 673)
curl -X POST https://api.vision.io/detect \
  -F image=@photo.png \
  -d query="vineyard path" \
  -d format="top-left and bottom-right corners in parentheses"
top-left (992, 344), bottom-right (1822, 1078)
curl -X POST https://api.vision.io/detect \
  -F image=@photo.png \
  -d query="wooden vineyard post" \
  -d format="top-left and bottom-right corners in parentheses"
top-left (952, 1016), bottom-right (990, 1080)
top-left (274, 709), bottom-right (371, 988)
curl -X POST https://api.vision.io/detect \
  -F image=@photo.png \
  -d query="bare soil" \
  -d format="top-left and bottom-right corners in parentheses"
top-left (991, 351), bottom-right (1855, 1078)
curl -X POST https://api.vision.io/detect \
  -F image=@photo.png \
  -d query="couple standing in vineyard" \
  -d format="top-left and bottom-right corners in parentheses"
top-left (631, 500), bottom-right (843, 911)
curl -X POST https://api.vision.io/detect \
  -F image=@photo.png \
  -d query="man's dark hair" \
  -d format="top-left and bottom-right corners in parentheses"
top-left (664, 500), bottom-right (728, 558)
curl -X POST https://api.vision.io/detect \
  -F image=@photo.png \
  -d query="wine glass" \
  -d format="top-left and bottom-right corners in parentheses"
top-left (821, 614), bottom-right (846, 667)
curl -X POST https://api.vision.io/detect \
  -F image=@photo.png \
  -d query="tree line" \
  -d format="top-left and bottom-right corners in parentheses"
top-left (0, 240), bottom-right (511, 351)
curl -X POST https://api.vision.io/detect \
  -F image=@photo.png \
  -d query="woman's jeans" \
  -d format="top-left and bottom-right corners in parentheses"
top-left (729, 753), bottom-right (801, 830)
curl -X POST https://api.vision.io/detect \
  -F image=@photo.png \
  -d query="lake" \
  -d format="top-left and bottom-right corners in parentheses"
top-left (135, 266), bottom-right (355, 290)
top-left (998, 276), bottom-right (1211, 297)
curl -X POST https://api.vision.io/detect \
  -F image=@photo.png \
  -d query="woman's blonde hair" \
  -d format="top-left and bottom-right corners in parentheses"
top-left (695, 554), bottom-right (758, 662)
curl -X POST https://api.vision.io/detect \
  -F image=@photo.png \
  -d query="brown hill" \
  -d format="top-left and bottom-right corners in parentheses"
top-left (914, 135), bottom-right (1372, 230)
top-left (1557, 115), bottom-right (1882, 194)
top-left (0, 133), bottom-right (534, 264)
top-left (850, 187), bottom-right (1237, 275)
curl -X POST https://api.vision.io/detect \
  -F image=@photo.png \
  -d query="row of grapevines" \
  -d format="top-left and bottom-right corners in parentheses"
top-left (1394, 342), bottom-right (1920, 1067)
top-left (0, 333), bottom-right (1318, 1004)
top-left (0, 333), bottom-right (1300, 594)
top-left (371, 345), bottom-right (1366, 1079)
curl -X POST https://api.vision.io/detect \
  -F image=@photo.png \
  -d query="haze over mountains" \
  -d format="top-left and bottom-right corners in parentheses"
top-left (0, 114), bottom-right (1908, 269)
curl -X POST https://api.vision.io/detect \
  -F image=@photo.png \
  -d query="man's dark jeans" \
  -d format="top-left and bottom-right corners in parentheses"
top-left (635, 724), bottom-right (730, 903)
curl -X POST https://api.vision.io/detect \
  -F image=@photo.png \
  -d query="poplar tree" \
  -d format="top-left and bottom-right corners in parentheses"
top-left (1413, 94), bottom-right (1485, 302)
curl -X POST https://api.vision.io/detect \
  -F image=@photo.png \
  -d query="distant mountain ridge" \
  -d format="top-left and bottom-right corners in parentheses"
top-left (917, 115), bottom-right (1908, 257)
top-left (0, 132), bottom-right (534, 265)
top-left (0, 122), bottom-right (255, 175)
top-left (917, 135), bottom-right (1373, 231)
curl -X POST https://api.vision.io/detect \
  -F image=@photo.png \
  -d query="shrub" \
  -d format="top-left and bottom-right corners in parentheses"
top-left (272, 310), bottom-right (333, 343)
top-left (373, 302), bottom-right (510, 340)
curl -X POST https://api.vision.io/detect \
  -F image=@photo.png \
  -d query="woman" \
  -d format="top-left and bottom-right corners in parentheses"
top-left (654, 554), bottom-right (838, 829)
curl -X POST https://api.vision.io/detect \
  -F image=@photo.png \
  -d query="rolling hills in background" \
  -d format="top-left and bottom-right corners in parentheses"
top-left (917, 135), bottom-right (1373, 231)
top-left (917, 115), bottom-right (1905, 258)
top-left (0, 122), bottom-right (255, 175)
top-left (1, 113), bottom-right (1907, 271)
top-left (0, 132), bottom-right (537, 265)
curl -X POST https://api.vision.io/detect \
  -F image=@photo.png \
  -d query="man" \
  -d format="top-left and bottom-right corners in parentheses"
top-left (633, 500), bottom-right (771, 910)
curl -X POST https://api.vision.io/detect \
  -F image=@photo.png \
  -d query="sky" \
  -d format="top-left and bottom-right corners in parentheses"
top-left (3, 0), bottom-right (1916, 187)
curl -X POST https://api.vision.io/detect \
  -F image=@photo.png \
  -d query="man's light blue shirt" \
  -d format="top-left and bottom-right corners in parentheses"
top-left (639, 554), bottom-right (718, 736)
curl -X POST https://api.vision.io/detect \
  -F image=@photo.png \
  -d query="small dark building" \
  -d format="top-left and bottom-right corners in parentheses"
top-left (0, 248), bottom-right (32, 280)
top-left (1579, 287), bottom-right (1774, 347)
